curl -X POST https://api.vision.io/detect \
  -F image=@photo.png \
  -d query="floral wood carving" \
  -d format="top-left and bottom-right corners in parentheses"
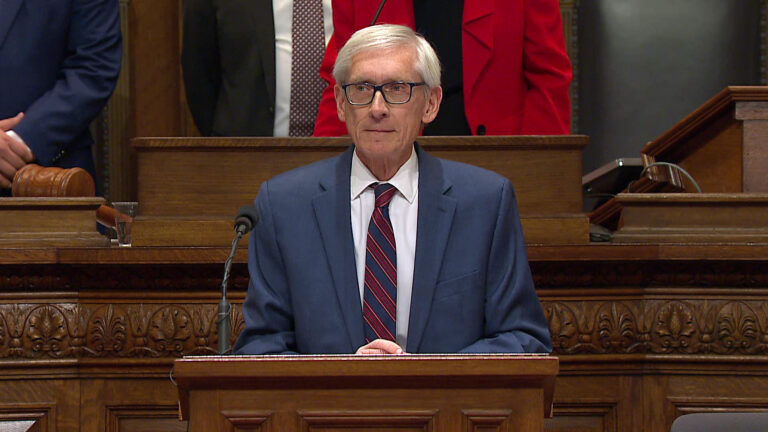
top-left (0, 303), bottom-right (241, 359)
top-left (543, 300), bottom-right (768, 355)
top-left (27, 306), bottom-right (68, 357)
top-left (0, 299), bottom-right (766, 358)
top-left (1, 260), bottom-right (768, 358)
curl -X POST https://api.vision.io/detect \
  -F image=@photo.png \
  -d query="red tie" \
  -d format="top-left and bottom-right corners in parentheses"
top-left (362, 183), bottom-right (397, 342)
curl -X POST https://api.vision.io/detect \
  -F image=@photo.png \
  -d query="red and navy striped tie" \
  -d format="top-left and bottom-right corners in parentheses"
top-left (363, 183), bottom-right (397, 342)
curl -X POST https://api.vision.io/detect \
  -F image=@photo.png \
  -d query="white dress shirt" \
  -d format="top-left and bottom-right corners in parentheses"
top-left (350, 148), bottom-right (419, 349)
top-left (273, 0), bottom-right (333, 137)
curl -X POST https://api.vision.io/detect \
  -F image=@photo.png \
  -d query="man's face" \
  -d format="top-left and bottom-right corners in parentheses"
top-left (334, 46), bottom-right (442, 174)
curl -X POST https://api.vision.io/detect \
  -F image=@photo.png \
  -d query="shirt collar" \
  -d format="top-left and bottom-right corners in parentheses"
top-left (350, 146), bottom-right (419, 203)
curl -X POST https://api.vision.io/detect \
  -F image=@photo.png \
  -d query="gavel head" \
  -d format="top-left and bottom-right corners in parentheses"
top-left (12, 164), bottom-right (95, 197)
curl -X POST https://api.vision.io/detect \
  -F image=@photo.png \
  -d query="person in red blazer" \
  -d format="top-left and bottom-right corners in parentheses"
top-left (313, 0), bottom-right (572, 136)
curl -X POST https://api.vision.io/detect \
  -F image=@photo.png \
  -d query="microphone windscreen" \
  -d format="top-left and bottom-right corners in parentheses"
top-left (234, 204), bottom-right (259, 232)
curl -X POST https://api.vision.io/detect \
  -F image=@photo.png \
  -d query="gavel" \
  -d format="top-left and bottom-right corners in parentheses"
top-left (12, 164), bottom-right (130, 228)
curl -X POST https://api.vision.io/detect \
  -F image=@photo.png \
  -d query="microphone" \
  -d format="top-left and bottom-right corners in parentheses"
top-left (370, 0), bottom-right (387, 25)
top-left (218, 205), bottom-right (259, 355)
top-left (234, 204), bottom-right (258, 235)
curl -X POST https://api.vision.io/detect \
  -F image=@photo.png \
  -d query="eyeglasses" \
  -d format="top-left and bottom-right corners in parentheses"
top-left (341, 81), bottom-right (427, 105)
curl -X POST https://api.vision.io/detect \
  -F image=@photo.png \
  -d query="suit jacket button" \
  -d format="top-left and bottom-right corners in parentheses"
top-left (475, 125), bottom-right (486, 135)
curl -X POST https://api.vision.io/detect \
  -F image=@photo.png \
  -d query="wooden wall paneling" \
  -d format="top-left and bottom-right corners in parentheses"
top-left (545, 375), bottom-right (623, 432)
top-left (128, 0), bottom-right (182, 138)
top-left (648, 373), bottom-right (768, 432)
top-left (81, 377), bottom-right (186, 432)
top-left (0, 379), bottom-right (79, 432)
top-left (2, 245), bottom-right (768, 431)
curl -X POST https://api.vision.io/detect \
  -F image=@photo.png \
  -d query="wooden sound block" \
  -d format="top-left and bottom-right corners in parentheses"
top-left (0, 197), bottom-right (108, 247)
top-left (612, 193), bottom-right (768, 243)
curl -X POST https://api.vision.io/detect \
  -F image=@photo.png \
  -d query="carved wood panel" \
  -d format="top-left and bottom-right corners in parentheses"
top-left (545, 403), bottom-right (617, 432)
top-left (220, 410), bottom-right (271, 432)
top-left (2, 250), bottom-right (768, 432)
top-left (106, 405), bottom-right (186, 432)
top-left (462, 410), bottom-right (514, 432)
top-left (0, 405), bottom-right (50, 432)
top-left (298, 411), bottom-right (436, 432)
top-left (0, 302), bottom-right (244, 359)
top-left (0, 385), bottom-right (70, 432)
top-left (543, 299), bottom-right (768, 356)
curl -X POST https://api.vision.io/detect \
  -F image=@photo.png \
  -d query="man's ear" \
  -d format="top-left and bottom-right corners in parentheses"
top-left (422, 85), bottom-right (443, 124)
top-left (334, 85), bottom-right (346, 122)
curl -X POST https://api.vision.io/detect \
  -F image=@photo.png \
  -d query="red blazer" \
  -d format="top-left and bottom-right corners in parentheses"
top-left (313, 0), bottom-right (572, 136)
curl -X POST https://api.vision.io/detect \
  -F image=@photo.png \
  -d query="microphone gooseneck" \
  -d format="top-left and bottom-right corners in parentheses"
top-left (370, 0), bottom-right (388, 26)
top-left (218, 205), bottom-right (259, 355)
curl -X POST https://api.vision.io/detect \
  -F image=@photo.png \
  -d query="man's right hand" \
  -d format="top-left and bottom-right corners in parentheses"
top-left (0, 113), bottom-right (34, 188)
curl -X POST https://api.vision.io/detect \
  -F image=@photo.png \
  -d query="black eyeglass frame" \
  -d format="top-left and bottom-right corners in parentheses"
top-left (341, 81), bottom-right (427, 105)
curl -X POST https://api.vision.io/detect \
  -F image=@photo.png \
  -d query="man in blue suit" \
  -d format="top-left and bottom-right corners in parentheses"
top-left (0, 0), bottom-right (122, 190)
top-left (234, 24), bottom-right (551, 355)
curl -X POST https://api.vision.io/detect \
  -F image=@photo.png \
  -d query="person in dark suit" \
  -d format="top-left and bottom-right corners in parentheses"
top-left (181, 0), bottom-right (333, 137)
top-left (234, 24), bottom-right (551, 355)
top-left (0, 0), bottom-right (122, 190)
top-left (182, 0), bottom-right (277, 136)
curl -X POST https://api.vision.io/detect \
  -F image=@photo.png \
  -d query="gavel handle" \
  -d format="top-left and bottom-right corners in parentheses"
top-left (96, 205), bottom-right (133, 229)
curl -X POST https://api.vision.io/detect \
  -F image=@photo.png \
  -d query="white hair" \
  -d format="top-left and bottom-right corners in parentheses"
top-left (332, 24), bottom-right (441, 89)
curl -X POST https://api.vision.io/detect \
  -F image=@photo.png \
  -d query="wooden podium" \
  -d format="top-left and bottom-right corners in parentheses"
top-left (640, 86), bottom-right (768, 193)
top-left (590, 86), bottom-right (768, 234)
top-left (175, 355), bottom-right (557, 432)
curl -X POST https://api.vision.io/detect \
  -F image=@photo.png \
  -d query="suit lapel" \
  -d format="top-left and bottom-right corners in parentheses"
top-left (406, 145), bottom-right (456, 352)
top-left (252, 0), bottom-right (276, 107)
top-left (312, 147), bottom-right (364, 349)
top-left (0, 0), bottom-right (23, 50)
top-left (462, 0), bottom-right (494, 99)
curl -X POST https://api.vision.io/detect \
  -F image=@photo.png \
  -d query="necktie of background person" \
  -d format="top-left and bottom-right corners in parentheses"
top-left (289, 0), bottom-right (326, 136)
top-left (363, 183), bottom-right (398, 342)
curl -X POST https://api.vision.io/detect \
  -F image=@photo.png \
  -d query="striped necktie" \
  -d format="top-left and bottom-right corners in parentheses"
top-left (362, 183), bottom-right (397, 342)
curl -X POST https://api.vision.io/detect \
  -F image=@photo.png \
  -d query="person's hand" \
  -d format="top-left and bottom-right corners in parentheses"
top-left (356, 339), bottom-right (406, 355)
top-left (0, 113), bottom-right (34, 188)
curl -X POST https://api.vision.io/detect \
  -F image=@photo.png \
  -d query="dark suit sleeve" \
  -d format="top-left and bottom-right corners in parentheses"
top-left (234, 182), bottom-right (299, 354)
top-left (458, 180), bottom-right (552, 353)
top-left (13, 0), bottom-right (121, 166)
top-left (181, 0), bottom-right (220, 136)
